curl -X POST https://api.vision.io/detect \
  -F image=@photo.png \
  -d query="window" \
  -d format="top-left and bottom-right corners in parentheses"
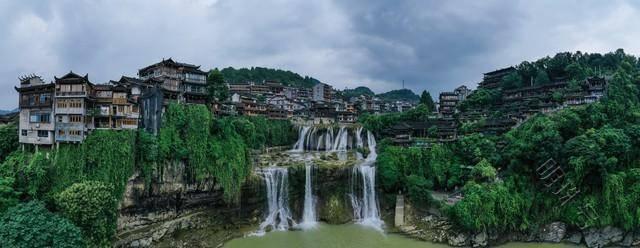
top-left (39, 93), bottom-right (51, 104)
top-left (68, 100), bottom-right (82, 108)
top-left (29, 95), bottom-right (36, 106)
top-left (29, 112), bottom-right (50, 123)
top-left (57, 116), bottom-right (64, 123)
top-left (39, 113), bottom-right (50, 123)
top-left (58, 129), bottom-right (65, 136)
top-left (70, 115), bottom-right (82, 123)
top-left (21, 129), bottom-right (27, 136)
top-left (37, 130), bottom-right (48, 138)
top-left (30, 113), bottom-right (38, 123)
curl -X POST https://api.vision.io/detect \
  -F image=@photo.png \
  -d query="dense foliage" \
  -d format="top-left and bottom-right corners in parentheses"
top-left (207, 68), bottom-right (229, 103)
top-left (0, 102), bottom-right (295, 246)
top-left (0, 122), bottom-right (18, 162)
top-left (359, 104), bottom-right (434, 136)
top-left (220, 66), bottom-right (321, 88)
top-left (376, 88), bottom-right (420, 102)
top-left (56, 181), bottom-right (117, 247)
top-left (154, 103), bottom-right (296, 201)
top-left (0, 201), bottom-right (84, 248)
top-left (341, 86), bottom-right (375, 99)
top-left (377, 50), bottom-right (640, 233)
top-left (420, 90), bottom-right (436, 112)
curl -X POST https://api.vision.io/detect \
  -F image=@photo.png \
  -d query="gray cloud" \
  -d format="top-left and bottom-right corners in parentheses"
top-left (1, 0), bottom-right (639, 109)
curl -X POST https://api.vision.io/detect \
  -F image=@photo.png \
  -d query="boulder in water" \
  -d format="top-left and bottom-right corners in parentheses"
top-left (583, 226), bottom-right (624, 248)
top-left (537, 222), bottom-right (566, 242)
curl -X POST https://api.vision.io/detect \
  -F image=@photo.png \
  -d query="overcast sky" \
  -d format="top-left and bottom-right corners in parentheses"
top-left (1, 0), bottom-right (640, 109)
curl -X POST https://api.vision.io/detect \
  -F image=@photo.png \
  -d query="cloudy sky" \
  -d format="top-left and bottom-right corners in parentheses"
top-left (1, 0), bottom-right (640, 109)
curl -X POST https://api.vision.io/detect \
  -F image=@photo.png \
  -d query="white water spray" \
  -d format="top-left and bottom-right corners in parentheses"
top-left (350, 131), bottom-right (383, 230)
top-left (292, 126), bottom-right (311, 152)
top-left (255, 167), bottom-right (294, 235)
top-left (299, 163), bottom-right (317, 229)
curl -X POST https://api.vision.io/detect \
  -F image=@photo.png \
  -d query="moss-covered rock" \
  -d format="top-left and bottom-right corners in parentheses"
top-left (320, 193), bottom-right (352, 224)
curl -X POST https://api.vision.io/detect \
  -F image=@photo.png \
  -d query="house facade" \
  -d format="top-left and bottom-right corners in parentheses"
top-left (54, 72), bottom-right (94, 143)
top-left (15, 75), bottom-right (55, 147)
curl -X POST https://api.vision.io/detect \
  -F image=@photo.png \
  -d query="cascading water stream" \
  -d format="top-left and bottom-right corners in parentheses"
top-left (298, 163), bottom-right (317, 229)
top-left (355, 127), bottom-right (364, 149)
top-left (325, 127), bottom-right (334, 151)
top-left (255, 167), bottom-right (294, 235)
top-left (349, 130), bottom-right (383, 231)
top-left (292, 126), bottom-right (311, 152)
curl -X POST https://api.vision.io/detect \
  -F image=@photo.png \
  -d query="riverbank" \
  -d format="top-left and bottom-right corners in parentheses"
top-left (391, 200), bottom-right (640, 248)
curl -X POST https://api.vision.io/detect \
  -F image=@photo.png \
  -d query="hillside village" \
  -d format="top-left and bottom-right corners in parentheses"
top-left (14, 57), bottom-right (609, 149)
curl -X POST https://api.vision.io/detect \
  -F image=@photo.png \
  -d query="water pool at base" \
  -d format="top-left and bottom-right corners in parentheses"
top-left (224, 224), bottom-right (580, 248)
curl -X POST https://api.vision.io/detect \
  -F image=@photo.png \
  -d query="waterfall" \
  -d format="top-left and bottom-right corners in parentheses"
top-left (338, 127), bottom-right (349, 151)
top-left (355, 126), bottom-right (364, 149)
top-left (349, 131), bottom-right (383, 230)
top-left (292, 125), bottom-right (370, 152)
top-left (365, 130), bottom-right (377, 161)
top-left (256, 167), bottom-right (294, 234)
top-left (292, 126), bottom-right (311, 152)
top-left (298, 163), bottom-right (317, 229)
top-left (331, 126), bottom-right (349, 152)
top-left (325, 127), bottom-right (333, 151)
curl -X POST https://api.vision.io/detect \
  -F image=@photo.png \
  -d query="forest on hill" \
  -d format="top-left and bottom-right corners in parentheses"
top-left (219, 66), bottom-right (321, 88)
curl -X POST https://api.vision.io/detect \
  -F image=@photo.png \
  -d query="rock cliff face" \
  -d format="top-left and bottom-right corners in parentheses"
top-left (114, 162), bottom-right (264, 247)
top-left (114, 161), bottom-right (355, 247)
top-left (284, 164), bottom-right (354, 224)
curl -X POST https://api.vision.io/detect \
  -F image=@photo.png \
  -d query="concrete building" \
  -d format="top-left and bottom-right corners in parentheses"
top-left (15, 75), bottom-right (55, 147)
top-left (312, 83), bottom-right (333, 102)
top-left (54, 72), bottom-right (94, 143)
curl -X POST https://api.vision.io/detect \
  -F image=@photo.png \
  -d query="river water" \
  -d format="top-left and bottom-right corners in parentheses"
top-left (224, 224), bottom-right (580, 248)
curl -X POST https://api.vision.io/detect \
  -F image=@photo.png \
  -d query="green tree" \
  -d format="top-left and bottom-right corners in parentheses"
top-left (420, 90), bottom-right (436, 112)
top-left (56, 181), bottom-right (117, 247)
top-left (565, 62), bottom-right (589, 81)
top-left (207, 68), bottom-right (229, 103)
top-left (0, 201), bottom-right (84, 248)
top-left (500, 71), bottom-right (523, 90)
top-left (534, 69), bottom-right (552, 86)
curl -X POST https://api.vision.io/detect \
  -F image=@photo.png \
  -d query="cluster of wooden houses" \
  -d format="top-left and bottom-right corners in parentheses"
top-left (16, 58), bottom-right (420, 149)
top-left (223, 79), bottom-right (416, 124)
top-left (385, 67), bottom-right (609, 145)
top-left (16, 58), bottom-right (211, 149)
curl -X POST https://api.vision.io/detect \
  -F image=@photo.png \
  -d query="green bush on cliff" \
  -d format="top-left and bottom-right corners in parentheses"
top-left (152, 103), bottom-right (295, 202)
top-left (56, 181), bottom-right (117, 247)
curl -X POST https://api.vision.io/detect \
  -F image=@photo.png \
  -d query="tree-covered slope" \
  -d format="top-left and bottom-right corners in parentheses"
top-left (376, 49), bottom-right (640, 233)
top-left (377, 89), bottom-right (420, 102)
top-left (341, 86), bottom-right (375, 99)
top-left (219, 66), bottom-right (321, 88)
